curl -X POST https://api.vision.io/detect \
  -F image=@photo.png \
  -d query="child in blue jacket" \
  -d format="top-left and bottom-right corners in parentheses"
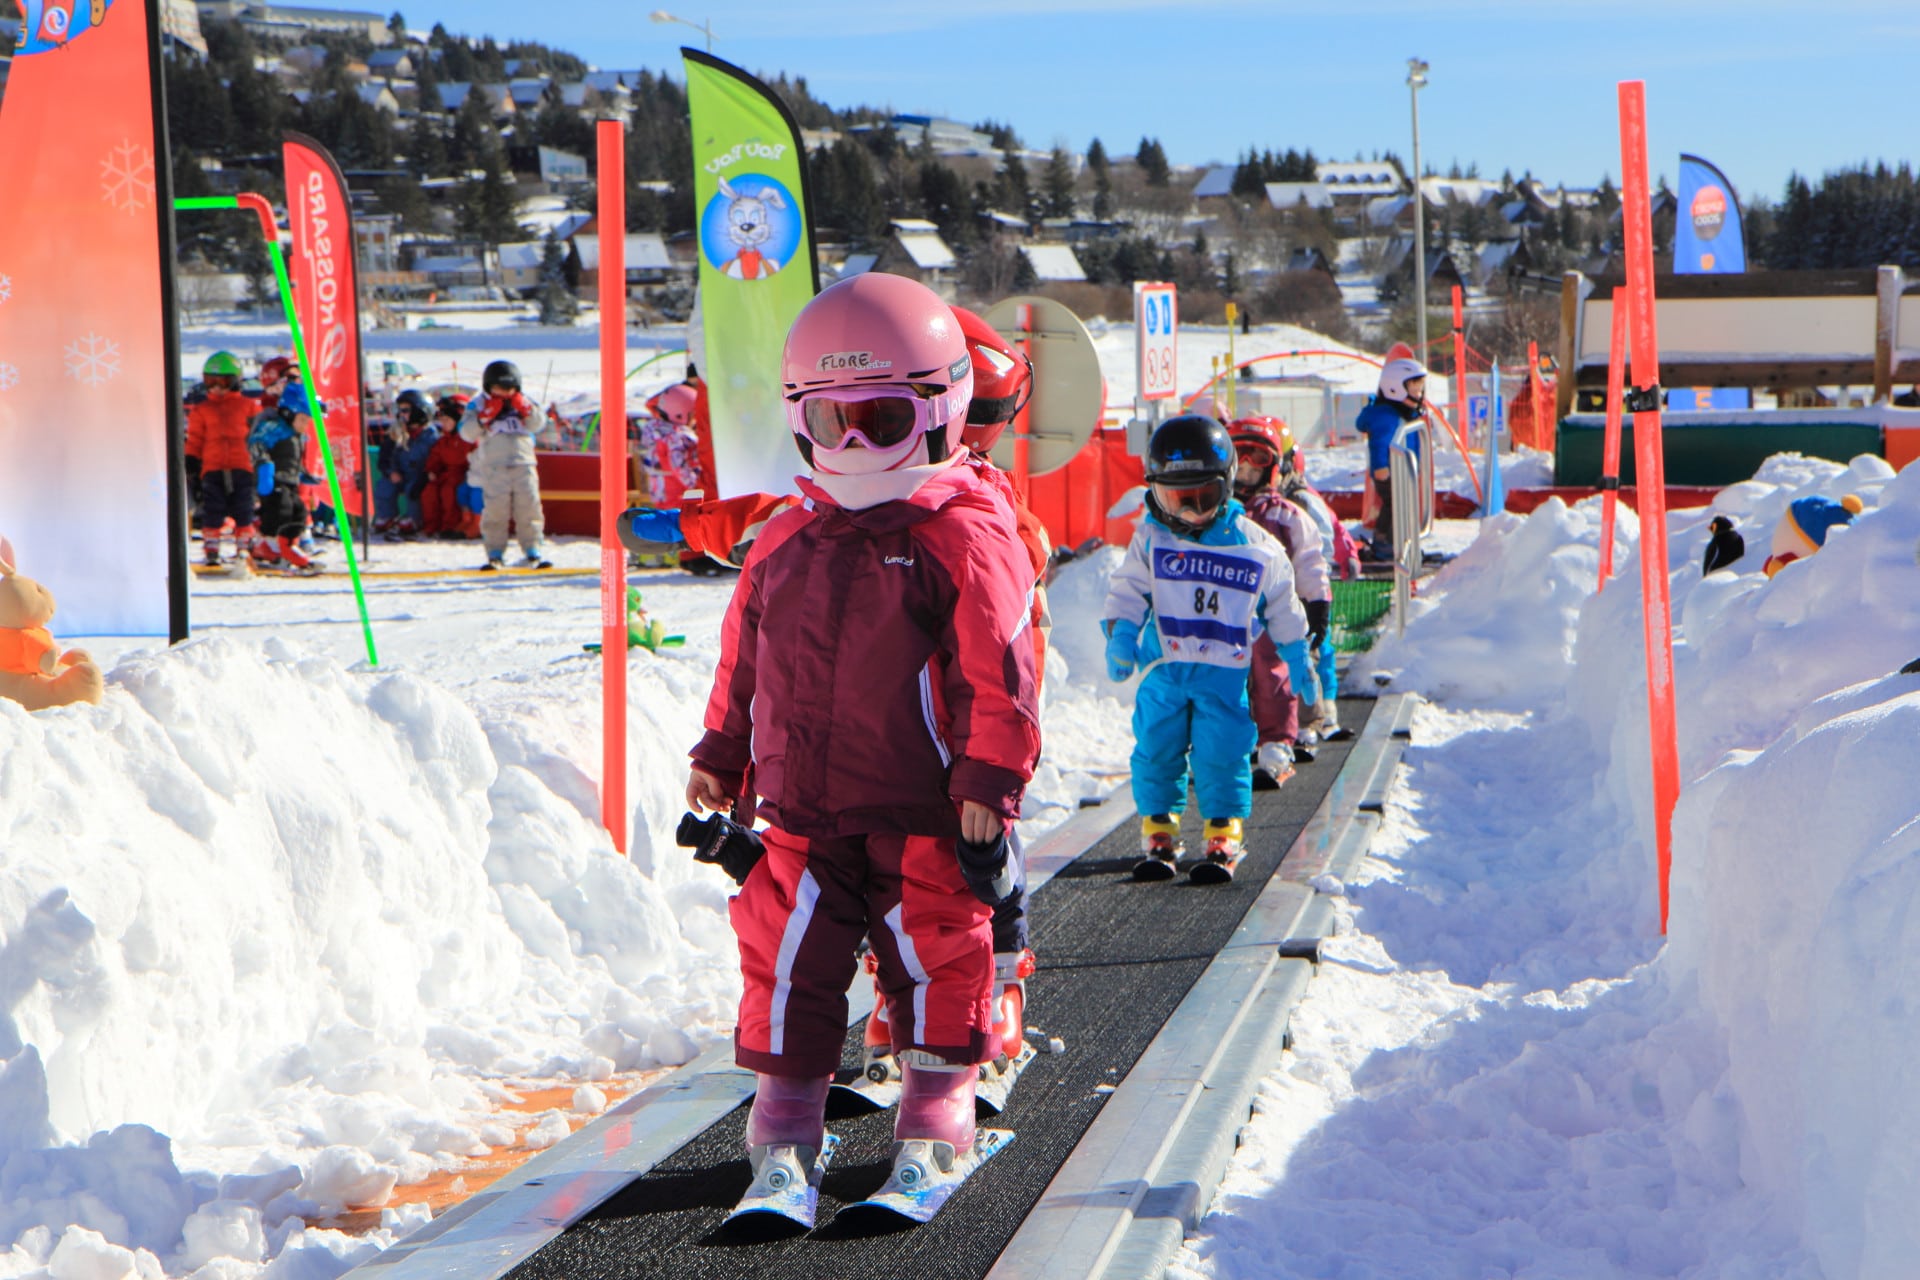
top-left (1103, 415), bottom-right (1312, 880)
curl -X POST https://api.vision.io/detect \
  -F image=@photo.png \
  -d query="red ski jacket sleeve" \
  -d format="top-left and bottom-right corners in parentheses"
top-left (691, 465), bottom-right (1041, 837)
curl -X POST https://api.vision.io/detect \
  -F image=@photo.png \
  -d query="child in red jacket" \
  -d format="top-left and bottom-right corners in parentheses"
top-left (687, 275), bottom-right (1041, 1222)
top-left (185, 351), bottom-right (259, 566)
top-left (420, 396), bottom-right (475, 538)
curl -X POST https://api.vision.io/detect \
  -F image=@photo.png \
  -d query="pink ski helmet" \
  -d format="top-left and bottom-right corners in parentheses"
top-left (781, 273), bottom-right (973, 464)
top-left (655, 382), bottom-right (698, 426)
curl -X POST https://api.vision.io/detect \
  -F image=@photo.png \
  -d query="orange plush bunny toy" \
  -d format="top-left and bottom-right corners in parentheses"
top-left (0, 537), bottom-right (104, 709)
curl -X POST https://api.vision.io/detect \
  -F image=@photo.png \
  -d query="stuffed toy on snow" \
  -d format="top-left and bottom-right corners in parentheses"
top-left (1762, 494), bottom-right (1863, 579)
top-left (0, 537), bottom-right (104, 711)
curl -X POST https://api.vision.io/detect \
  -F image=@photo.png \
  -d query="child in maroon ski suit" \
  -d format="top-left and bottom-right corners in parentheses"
top-left (687, 274), bottom-right (1040, 1204)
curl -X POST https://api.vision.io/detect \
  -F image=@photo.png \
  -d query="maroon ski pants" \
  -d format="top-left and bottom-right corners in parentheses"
top-left (1248, 631), bottom-right (1300, 745)
top-left (731, 824), bottom-right (996, 1078)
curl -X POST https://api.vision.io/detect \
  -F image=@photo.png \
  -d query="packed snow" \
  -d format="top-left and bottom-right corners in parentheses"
top-left (1173, 452), bottom-right (1920, 1280)
top-left (12, 296), bottom-right (1920, 1278)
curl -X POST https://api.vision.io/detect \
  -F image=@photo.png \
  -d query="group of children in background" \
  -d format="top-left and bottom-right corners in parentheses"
top-left (664, 276), bottom-right (1403, 1222)
top-left (184, 350), bottom-right (325, 575)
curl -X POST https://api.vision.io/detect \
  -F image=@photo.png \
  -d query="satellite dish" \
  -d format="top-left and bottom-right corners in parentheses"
top-left (980, 295), bottom-right (1105, 476)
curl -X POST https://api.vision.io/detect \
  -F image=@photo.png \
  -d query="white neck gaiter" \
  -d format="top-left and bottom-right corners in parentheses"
top-left (809, 438), bottom-right (963, 511)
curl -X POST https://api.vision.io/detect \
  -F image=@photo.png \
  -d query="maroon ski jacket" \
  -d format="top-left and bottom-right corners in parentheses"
top-left (692, 463), bottom-right (1042, 838)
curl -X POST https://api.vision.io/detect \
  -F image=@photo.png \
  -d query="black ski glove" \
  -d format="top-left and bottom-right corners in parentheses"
top-left (1304, 599), bottom-right (1331, 650)
top-left (956, 830), bottom-right (1018, 908)
top-left (677, 810), bottom-right (765, 885)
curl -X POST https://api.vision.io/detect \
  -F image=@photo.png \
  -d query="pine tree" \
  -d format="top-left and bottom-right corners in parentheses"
top-left (448, 86), bottom-right (500, 172)
top-left (919, 160), bottom-right (976, 249)
top-left (538, 230), bottom-right (578, 324)
top-left (1087, 137), bottom-right (1113, 220)
top-left (406, 110), bottom-right (448, 178)
top-left (998, 151), bottom-right (1033, 223)
top-left (1043, 147), bottom-right (1076, 219)
top-left (1138, 137), bottom-right (1170, 187)
top-left (461, 155), bottom-right (523, 246)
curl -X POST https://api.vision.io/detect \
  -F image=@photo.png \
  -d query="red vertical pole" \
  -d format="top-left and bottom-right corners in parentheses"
top-left (1450, 285), bottom-right (1466, 443)
top-left (1525, 340), bottom-right (1543, 451)
top-left (1597, 298), bottom-right (1628, 590)
top-left (597, 119), bottom-right (628, 855)
top-left (1618, 80), bottom-right (1680, 931)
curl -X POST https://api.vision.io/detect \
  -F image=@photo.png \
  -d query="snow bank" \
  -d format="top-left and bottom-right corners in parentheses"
top-left (1187, 450), bottom-right (1919, 1280)
top-left (0, 635), bottom-right (740, 1276)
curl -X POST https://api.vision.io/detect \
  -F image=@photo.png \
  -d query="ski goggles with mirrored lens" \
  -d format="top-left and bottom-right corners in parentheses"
top-left (787, 384), bottom-right (943, 452)
top-left (1151, 478), bottom-right (1225, 518)
top-left (204, 375), bottom-right (240, 392)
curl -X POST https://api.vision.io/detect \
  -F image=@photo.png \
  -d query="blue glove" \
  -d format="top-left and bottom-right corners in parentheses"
top-left (1280, 637), bottom-right (1318, 706)
top-left (256, 462), bottom-right (275, 496)
top-left (1104, 619), bottom-right (1140, 682)
top-left (627, 508), bottom-right (684, 545)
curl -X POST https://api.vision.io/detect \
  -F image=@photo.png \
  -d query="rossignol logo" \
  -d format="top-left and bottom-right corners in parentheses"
top-left (818, 351), bottom-right (892, 372)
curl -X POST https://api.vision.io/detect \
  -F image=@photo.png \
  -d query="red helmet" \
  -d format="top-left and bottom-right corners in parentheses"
top-left (1229, 416), bottom-right (1295, 497)
top-left (654, 383), bottom-right (698, 426)
top-left (950, 306), bottom-right (1034, 452)
top-left (260, 356), bottom-right (294, 385)
top-left (781, 273), bottom-right (973, 465)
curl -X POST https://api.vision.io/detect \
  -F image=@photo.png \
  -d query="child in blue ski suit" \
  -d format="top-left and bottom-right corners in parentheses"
top-left (1360, 356), bottom-right (1428, 561)
top-left (1102, 415), bottom-right (1313, 877)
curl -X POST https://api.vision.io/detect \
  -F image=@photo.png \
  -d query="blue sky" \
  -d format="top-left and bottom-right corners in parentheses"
top-left (379, 0), bottom-right (1915, 203)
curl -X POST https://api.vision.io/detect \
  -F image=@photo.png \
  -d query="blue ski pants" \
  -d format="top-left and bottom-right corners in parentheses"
top-left (1130, 661), bottom-right (1257, 821)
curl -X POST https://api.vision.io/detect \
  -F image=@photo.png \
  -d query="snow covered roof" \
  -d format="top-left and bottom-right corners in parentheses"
top-left (1316, 161), bottom-right (1402, 195)
top-left (1265, 182), bottom-right (1332, 211)
top-left (894, 229), bottom-right (957, 271)
top-left (573, 233), bottom-right (675, 272)
top-left (1420, 177), bottom-right (1505, 207)
top-left (982, 210), bottom-right (1028, 230)
top-left (507, 78), bottom-right (551, 107)
top-left (1020, 244), bottom-right (1086, 283)
top-left (497, 242), bottom-right (545, 271)
top-left (1191, 165), bottom-right (1237, 200)
top-left (1368, 195), bottom-right (1411, 228)
top-left (837, 253), bottom-right (879, 280)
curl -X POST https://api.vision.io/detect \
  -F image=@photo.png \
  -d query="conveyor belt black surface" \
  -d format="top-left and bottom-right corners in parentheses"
top-left (508, 697), bottom-right (1374, 1280)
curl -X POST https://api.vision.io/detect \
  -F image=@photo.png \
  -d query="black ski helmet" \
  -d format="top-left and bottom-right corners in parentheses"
top-left (482, 360), bottom-right (522, 393)
top-left (394, 389), bottom-right (432, 426)
top-left (1145, 414), bottom-right (1235, 536)
top-left (435, 394), bottom-right (469, 421)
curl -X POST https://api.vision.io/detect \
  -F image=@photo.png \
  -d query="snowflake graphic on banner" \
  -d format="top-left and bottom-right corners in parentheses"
top-left (0, 274), bottom-right (12, 306)
top-left (101, 140), bottom-right (156, 216)
top-left (0, 363), bottom-right (18, 393)
top-left (65, 333), bottom-right (122, 387)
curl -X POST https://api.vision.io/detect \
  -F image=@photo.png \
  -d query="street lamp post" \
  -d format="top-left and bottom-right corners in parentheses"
top-left (649, 9), bottom-right (713, 51)
top-left (1407, 57), bottom-right (1429, 360)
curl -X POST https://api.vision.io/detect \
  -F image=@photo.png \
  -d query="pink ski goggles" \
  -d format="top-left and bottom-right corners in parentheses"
top-left (786, 383), bottom-right (958, 452)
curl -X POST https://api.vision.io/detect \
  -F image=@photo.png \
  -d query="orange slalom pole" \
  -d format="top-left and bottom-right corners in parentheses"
top-left (1618, 80), bottom-right (1681, 932)
top-left (597, 118), bottom-right (629, 855)
top-left (1597, 299), bottom-right (1628, 590)
top-left (1450, 285), bottom-right (1467, 444)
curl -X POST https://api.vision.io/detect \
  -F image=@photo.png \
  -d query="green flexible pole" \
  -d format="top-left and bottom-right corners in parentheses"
top-left (175, 196), bottom-right (380, 666)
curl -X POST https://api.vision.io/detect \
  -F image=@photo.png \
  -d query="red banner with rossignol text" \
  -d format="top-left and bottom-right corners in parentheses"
top-left (0, 0), bottom-right (173, 636)
top-left (282, 132), bottom-right (367, 517)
